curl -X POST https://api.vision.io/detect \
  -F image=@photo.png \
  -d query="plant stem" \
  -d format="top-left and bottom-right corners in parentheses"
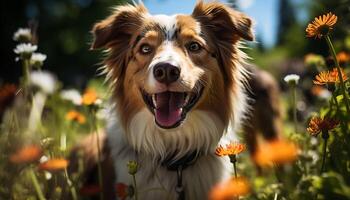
top-left (320, 131), bottom-right (329, 174)
top-left (22, 59), bottom-right (30, 87)
top-left (233, 160), bottom-right (238, 178)
top-left (133, 174), bottom-right (138, 200)
top-left (64, 169), bottom-right (78, 200)
top-left (291, 83), bottom-right (298, 133)
top-left (229, 155), bottom-right (238, 178)
top-left (325, 35), bottom-right (350, 114)
top-left (92, 110), bottom-right (104, 200)
top-left (29, 168), bottom-right (45, 200)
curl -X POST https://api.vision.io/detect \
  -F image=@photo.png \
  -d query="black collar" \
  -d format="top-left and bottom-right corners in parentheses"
top-left (161, 151), bottom-right (200, 171)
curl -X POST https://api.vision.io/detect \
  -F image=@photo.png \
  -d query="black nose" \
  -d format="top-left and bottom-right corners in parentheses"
top-left (153, 63), bottom-right (180, 84)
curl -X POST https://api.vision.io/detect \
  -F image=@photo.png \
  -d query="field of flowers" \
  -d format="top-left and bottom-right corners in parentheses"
top-left (0, 11), bottom-right (350, 200)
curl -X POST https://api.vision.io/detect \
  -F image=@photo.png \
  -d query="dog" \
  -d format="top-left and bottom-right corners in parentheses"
top-left (69, 1), bottom-right (281, 199)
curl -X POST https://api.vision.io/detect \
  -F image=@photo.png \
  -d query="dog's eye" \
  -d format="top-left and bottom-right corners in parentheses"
top-left (139, 44), bottom-right (153, 55)
top-left (187, 42), bottom-right (202, 52)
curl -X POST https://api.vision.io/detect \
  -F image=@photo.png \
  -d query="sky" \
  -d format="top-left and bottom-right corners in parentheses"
top-left (144, 0), bottom-right (279, 47)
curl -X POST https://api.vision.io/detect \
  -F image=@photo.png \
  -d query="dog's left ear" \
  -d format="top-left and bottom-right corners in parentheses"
top-left (192, 1), bottom-right (254, 42)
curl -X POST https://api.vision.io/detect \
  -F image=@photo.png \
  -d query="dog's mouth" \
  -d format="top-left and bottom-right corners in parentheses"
top-left (141, 85), bottom-right (204, 129)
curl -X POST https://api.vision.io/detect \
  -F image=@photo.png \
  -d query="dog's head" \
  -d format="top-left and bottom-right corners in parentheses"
top-left (92, 1), bottom-right (253, 157)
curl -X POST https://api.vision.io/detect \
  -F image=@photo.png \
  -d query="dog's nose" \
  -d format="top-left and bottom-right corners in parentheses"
top-left (153, 63), bottom-right (180, 84)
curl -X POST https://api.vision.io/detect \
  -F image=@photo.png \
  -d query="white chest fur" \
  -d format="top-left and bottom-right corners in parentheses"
top-left (106, 109), bottom-right (233, 200)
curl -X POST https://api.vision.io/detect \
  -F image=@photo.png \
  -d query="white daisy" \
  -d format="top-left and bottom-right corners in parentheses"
top-left (29, 71), bottom-right (57, 94)
top-left (60, 89), bottom-right (82, 105)
top-left (284, 74), bottom-right (300, 84)
top-left (13, 28), bottom-right (32, 42)
top-left (14, 43), bottom-right (37, 59)
top-left (31, 53), bottom-right (47, 67)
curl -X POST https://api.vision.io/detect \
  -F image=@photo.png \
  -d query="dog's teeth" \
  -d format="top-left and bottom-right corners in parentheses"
top-left (184, 93), bottom-right (191, 105)
top-left (152, 95), bottom-right (157, 107)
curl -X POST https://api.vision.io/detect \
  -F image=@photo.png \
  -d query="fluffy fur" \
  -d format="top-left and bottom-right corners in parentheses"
top-left (89, 1), bottom-right (254, 199)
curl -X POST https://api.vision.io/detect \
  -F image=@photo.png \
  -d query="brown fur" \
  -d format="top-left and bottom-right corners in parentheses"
top-left (69, 1), bottom-right (281, 199)
top-left (244, 65), bottom-right (282, 155)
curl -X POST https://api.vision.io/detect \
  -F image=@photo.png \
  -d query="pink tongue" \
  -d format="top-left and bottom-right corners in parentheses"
top-left (155, 92), bottom-right (185, 127)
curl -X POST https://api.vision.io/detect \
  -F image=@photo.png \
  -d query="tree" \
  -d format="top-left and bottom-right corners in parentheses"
top-left (277, 0), bottom-right (297, 46)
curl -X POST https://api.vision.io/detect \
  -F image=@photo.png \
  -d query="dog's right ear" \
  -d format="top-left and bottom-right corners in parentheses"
top-left (91, 4), bottom-right (147, 49)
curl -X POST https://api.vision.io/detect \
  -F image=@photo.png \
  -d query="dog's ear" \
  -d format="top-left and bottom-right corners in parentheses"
top-left (192, 1), bottom-right (254, 42)
top-left (91, 4), bottom-right (147, 49)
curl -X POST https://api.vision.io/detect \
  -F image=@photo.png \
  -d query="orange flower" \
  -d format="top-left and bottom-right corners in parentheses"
top-left (116, 183), bottom-right (129, 200)
top-left (313, 68), bottom-right (348, 85)
top-left (306, 12), bottom-right (337, 38)
top-left (82, 89), bottom-right (98, 105)
top-left (337, 51), bottom-right (350, 63)
top-left (38, 158), bottom-right (69, 171)
top-left (253, 140), bottom-right (298, 167)
top-left (215, 142), bottom-right (245, 157)
top-left (311, 86), bottom-right (331, 99)
top-left (9, 145), bottom-right (42, 164)
top-left (209, 177), bottom-right (250, 200)
top-left (66, 110), bottom-right (86, 124)
top-left (307, 116), bottom-right (339, 136)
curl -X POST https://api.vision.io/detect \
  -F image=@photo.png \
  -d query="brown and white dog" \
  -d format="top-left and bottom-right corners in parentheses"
top-left (71, 1), bottom-right (280, 200)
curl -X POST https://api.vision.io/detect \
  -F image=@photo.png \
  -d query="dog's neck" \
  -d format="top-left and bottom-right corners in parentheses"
top-left (161, 150), bottom-right (200, 171)
top-left (124, 108), bottom-right (225, 161)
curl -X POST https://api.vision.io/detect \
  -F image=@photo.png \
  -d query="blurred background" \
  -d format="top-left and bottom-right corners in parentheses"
top-left (1, 0), bottom-right (349, 88)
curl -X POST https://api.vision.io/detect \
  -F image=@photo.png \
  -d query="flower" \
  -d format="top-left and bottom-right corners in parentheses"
top-left (311, 86), bottom-right (331, 99)
top-left (127, 161), bottom-right (138, 175)
top-left (313, 68), bottom-right (348, 85)
top-left (116, 183), bottom-right (130, 200)
top-left (13, 28), bottom-right (32, 42)
top-left (82, 88), bottom-right (99, 106)
top-left (215, 142), bottom-right (245, 157)
top-left (306, 12), bottom-right (337, 39)
top-left (304, 53), bottom-right (325, 67)
top-left (14, 43), bottom-right (37, 59)
top-left (253, 140), bottom-right (298, 167)
top-left (337, 51), bottom-right (350, 63)
top-left (0, 84), bottom-right (17, 114)
top-left (30, 53), bottom-right (47, 68)
top-left (29, 71), bottom-right (57, 94)
top-left (60, 89), bottom-right (82, 105)
top-left (38, 158), bottom-right (69, 171)
top-left (9, 145), bottom-right (42, 164)
top-left (209, 177), bottom-right (250, 200)
top-left (284, 74), bottom-right (300, 85)
top-left (66, 110), bottom-right (86, 124)
top-left (307, 116), bottom-right (339, 136)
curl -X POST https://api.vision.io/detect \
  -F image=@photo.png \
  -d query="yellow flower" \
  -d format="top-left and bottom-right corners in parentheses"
top-left (306, 12), bottom-right (337, 38)
top-left (82, 89), bottom-right (98, 105)
top-left (307, 116), bottom-right (339, 136)
top-left (66, 110), bottom-right (86, 124)
top-left (9, 145), bottom-right (42, 164)
top-left (209, 177), bottom-right (250, 200)
top-left (215, 142), bottom-right (245, 157)
top-left (38, 158), bottom-right (69, 171)
top-left (304, 53), bottom-right (325, 67)
top-left (253, 140), bottom-right (298, 167)
top-left (313, 68), bottom-right (348, 85)
top-left (127, 161), bottom-right (138, 175)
